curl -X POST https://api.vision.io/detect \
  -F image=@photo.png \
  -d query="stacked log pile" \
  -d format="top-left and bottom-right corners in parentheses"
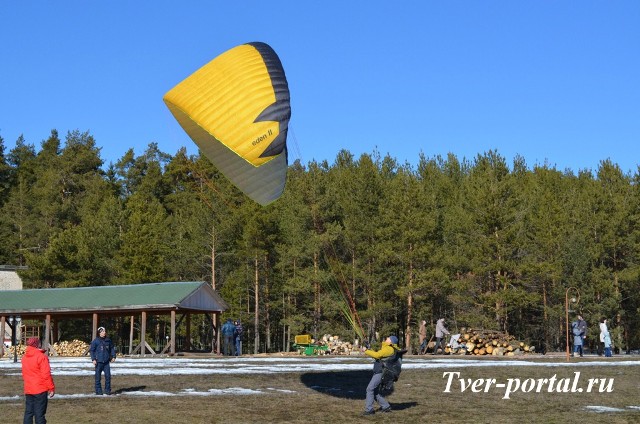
top-left (319, 334), bottom-right (359, 355)
top-left (2, 344), bottom-right (26, 358)
top-left (1, 339), bottom-right (89, 358)
top-left (51, 339), bottom-right (89, 356)
top-left (445, 328), bottom-right (537, 356)
top-left (313, 331), bottom-right (537, 356)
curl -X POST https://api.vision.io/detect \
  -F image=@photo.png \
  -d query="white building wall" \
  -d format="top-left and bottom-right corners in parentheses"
top-left (0, 270), bottom-right (24, 345)
top-left (0, 270), bottom-right (23, 290)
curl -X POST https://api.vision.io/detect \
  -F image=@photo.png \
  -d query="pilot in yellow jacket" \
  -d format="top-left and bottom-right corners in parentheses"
top-left (362, 336), bottom-right (399, 415)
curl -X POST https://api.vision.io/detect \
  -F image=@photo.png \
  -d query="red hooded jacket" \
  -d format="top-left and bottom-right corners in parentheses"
top-left (21, 346), bottom-right (55, 394)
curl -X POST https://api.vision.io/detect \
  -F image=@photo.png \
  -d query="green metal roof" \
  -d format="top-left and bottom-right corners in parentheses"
top-left (0, 282), bottom-right (228, 316)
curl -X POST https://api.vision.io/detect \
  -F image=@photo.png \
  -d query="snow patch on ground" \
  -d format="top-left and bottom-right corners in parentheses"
top-left (2, 388), bottom-right (279, 402)
top-left (266, 388), bottom-right (296, 393)
top-left (3, 356), bottom-right (640, 403)
top-left (2, 356), bottom-right (640, 377)
top-left (585, 405), bottom-right (639, 413)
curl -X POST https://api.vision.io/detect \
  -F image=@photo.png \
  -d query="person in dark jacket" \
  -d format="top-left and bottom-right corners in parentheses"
top-left (221, 319), bottom-right (236, 356)
top-left (361, 335), bottom-right (399, 415)
top-left (234, 320), bottom-right (243, 356)
top-left (571, 315), bottom-right (587, 357)
top-left (89, 326), bottom-right (116, 395)
top-left (22, 337), bottom-right (55, 424)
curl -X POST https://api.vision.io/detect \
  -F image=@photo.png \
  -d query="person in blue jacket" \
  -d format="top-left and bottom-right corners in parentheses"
top-left (90, 326), bottom-right (116, 395)
top-left (221, 319), bottom-right (236, 356)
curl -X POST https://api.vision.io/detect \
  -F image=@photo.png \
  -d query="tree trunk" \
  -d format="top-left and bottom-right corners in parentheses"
top-left (405, 245), bottom-right (414, 351)
top-left (283, 292), bottom-right (288, 352)
top-left (264, 255), bottom-right (271, 352)
top-left (254, 253), bottom-right (259, 354)
top-left (543, 279), bottom-right (549, 354)
top-left (314, 251), bottom-right (320, 338)
top-left (211, 225), bottom-right (220, 354)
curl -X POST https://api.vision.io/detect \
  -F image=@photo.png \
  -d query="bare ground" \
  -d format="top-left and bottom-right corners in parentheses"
top-left (1, 355), bottom-right (639, 423)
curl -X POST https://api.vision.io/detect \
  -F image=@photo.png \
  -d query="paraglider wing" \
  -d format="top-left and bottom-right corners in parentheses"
top-left (163, 42), bottom-right (290, 205)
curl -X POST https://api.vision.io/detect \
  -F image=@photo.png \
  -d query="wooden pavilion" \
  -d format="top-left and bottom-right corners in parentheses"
top-left (0, 282), bottom-right (228, 359)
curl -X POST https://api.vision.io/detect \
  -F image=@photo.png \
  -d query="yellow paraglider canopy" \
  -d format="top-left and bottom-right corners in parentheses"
top-left (164, 42), bottom-right (290, 205)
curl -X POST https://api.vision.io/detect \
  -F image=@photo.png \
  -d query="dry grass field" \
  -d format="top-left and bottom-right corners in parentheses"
top-left (1, 354), bottom-right (639, 423)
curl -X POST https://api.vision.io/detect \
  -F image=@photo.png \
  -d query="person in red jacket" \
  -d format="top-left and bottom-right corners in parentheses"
top-left (21, 337), bottom-right (55, 424)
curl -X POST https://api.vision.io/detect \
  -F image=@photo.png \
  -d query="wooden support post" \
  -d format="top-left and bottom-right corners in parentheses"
top-left (44, 315), bottom-right (51, 354)
top-left (129, 315), bottom-right (135, 355)
top-left (171, 310), bottom-right (176, 355)
top-left (212, 313), bottom-right (218, 354)
top-left (52, 319), bottom-right (59, 344)
top-left (132, 311), bottom-right (154, 356)
top-left (92, 313), bottom-right (98, 340)
top-left (186, 314), bottom-right (191, 351)
top-left (162, 310), bottom-right (177, 355)
top-left (82, 313), bottom-right (99, 356)
top-left (11, 316), bottom-right (17, 363)
top-left (141, 311), bottom-right (147, 355)
top-left (0, 316), bottom-right (5, 358)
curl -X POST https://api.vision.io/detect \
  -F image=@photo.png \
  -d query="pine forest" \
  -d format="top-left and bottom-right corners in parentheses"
top-left (1, 130), bottom-right (640, 355)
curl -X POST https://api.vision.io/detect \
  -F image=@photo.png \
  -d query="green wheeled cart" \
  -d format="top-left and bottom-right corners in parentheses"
top-left (292, 335), bottom-right (329, 356)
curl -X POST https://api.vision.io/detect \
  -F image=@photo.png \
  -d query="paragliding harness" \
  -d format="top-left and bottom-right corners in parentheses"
top-left (379, 346), bottom-right (407, 395)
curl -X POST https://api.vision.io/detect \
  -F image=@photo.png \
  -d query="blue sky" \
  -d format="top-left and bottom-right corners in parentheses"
top-left (1, 1), bottom-right (639, 174)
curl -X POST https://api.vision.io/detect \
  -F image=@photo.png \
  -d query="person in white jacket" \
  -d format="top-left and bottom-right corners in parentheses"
top-left (599, 318), bottom-right (609, 356)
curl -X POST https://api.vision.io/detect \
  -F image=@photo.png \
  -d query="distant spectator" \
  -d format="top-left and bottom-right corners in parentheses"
top-left (418, 320), bottom-right (428, 354)
top-left (603, 331), bottom-right (613, 357)
top-left (432, 318), bottom-right (450, 355)
top-left (571, 315), bottom-right (587, 357)
top-left (598, 318), bottom-right (609, 356)
top-left (221, 319), bottom-right (236, 356)
top-left (234, 320), bottom-right (244, 356)
top-left (21, 337), bottom-right (55, 424)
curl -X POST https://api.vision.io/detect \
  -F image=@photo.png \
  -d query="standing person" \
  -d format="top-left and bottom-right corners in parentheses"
top-left (21, 337), bottom-right (55, 424)
top-left (578, 315), bottom-right (587, 355)
top-left (361, 335), bottom-right (400, 416)
top-left (221, 319), bottom-right (235, 356)
top-left (598, 318), bottom-right (609, 356)
top-left (89, 326), bottom-right (116, 395)
top-left (571, 315), bottom-right (587, 357)
top-left (432, 318), bottom-right (450, 355)
top-left (234, 320), bottom-right (243, 356)
top-left (418, 320), bottom-right (428, 354)
top-left (603, 330), bottom-right (613, 357)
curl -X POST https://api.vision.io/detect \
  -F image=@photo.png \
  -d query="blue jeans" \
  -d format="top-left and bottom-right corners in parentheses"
top-left (24, 391), bottom-right (48, 424)
top-left (223, 336), bottom-right (234, 356)
top-left (433, 337), bottom-right (445, 353)
top-left (364, 372), bottom-right (390, 412)
top-left (573, 344), bottom-right (583, 356)
top-left (95, 361), bottom-right (111, 394)
top-left (604, 347), bottom-right (612, 357)
top-left (235, 337), bottom-right (242, 356)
